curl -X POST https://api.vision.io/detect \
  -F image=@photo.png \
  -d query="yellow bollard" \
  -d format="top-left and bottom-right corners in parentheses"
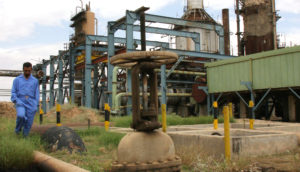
top-left (162, 104), bottom-right (167, 132)
top-left (56, 104), bottom-right (62, 127)
top-left (223, 106), bottom-right (231, 163)
top-left (39, 108), bottom-right (44, 125)
top-left (104, 103), bottom-right (110, 131)
top-left (228, 103), bottom-right (233, 118)
top-left (249, 100), bottom-right (254, 129)
top-left (213, 101), bottom-right (218, 129)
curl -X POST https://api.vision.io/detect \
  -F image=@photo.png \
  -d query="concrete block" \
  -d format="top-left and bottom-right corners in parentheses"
top-left (168, 129), bottom-right (298, 157)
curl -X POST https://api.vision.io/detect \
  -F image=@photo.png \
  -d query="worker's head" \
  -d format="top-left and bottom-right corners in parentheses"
top-left (23, 62), bottom-right (32, 78)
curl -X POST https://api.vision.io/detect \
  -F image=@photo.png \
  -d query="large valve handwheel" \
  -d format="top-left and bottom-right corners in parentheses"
top-left (110, 51), bottom-right (178, 68)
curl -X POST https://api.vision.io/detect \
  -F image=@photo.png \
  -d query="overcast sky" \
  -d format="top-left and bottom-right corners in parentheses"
top-left (0, 0), bottom-right (299, 101)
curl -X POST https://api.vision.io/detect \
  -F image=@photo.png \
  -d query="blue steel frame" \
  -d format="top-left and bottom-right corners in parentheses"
top-left (39, 7), bottom-right (233, 116)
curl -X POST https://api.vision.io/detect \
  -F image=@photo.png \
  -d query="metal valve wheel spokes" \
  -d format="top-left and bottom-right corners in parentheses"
top-left (110, 51), bottom-right (178, 68)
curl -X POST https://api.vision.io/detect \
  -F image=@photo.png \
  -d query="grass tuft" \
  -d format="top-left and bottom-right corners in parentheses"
top-left (0, 117), bottom-right (42, 170)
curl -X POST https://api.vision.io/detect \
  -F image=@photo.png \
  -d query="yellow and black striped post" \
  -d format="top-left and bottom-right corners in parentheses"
top-left (213, 101), bottom-right (218, 129)
top-left (223, 105), bottom-right (231, 163)
top-left (56, 104), bottom-right (62, 127)
top-left (249, 100), bottom-right (254, 129)
top-left (39, 108), bottom-right (44, 125)
top-left (104, 103), bottom-right (110, 131)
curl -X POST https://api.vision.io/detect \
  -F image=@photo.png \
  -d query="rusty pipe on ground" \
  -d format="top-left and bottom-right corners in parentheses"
top-left (34, 151), bottom-right (89, 172)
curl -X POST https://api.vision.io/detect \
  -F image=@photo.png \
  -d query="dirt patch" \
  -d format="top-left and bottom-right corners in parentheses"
top-left (0, 102), bottom-right (16, 119)
top-left (44, 104), bottom-right (103, 124)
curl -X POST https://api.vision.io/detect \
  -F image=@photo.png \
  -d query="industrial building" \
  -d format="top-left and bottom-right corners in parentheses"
top-left (25, 0), bottom-right (299, 123)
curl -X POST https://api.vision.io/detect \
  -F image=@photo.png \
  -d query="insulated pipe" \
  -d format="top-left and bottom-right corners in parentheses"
top-left (112, 67), bottom-right (119, 110)
top-left (112, 92), bottom-right (192, 113)
top-left (33, 151), bottom-right (89, 172)
top-left (154, 69), bottom-right (205, 76)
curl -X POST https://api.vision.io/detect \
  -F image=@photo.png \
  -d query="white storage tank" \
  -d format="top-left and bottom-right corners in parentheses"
top-left (176, 0), bottom-right (220, 53)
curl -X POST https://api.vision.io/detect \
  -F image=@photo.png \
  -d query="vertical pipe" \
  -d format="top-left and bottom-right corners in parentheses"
top-left (140, 11), bottom-right (146, 51)
top-left (236, 0), bottom-right (242, 56)
top-left (56, 104), bottom-right (61, 127)
top-left (223, 105), bottom-right (231, 162)
top-left (222, 9), bottom-right (230, 56)
top-left (50, 57), bottom-right (55, 108)
top-left (107, 23), bottom-right (115, 108)
top-left (42, 63), bottom-right (47, 114)
top-left (112, 67), bottom-right (119, 110)
top-left (213, 101), bottom-right (218, 129)
top-left (272, 0), bottom-right (277, 50)
top-left (85, 38), bottom-right (92, 108)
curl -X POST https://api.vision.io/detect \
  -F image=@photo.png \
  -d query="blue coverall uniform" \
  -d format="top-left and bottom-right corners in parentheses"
top-left (11, 74), bottom-right (39, 136)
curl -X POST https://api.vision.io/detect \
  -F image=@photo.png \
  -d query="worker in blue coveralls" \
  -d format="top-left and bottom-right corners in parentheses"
top-left (11, 62), bottom-right (40, 137)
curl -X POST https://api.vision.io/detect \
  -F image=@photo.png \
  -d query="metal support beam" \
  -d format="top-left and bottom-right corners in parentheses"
top-left (69, 48), bottom-right (75, 104)
top-left (118, 25), bottom-right (200, 40)
top-left (289, 87), bottom-right (300, 100)
top-left (163, 48), bottom-right (232, 59)
top-left (84, 38), bottom-right (93, 108)
top-left (160, 64), bottom-right (167, 107)
top-left (166, 56), bottom-right (185, 78)
top-left (49, 56), bottom-right (55, 108)
top-left (42, 62), bottom-right (47, 114)
top-left (235, 91), bottom-right (248, 106)
top-left (93, 65), bottom-right (99, 109)
top-left (141, 13), bottom-right (222, 31)
top-left (58, 55), bottom-right (64, 104)
top-left (241, 81), bottom-right (254, 102)
top-left (84, 35), bottom-right (169, 48)
top-left (125, 11), bottom-right (135, 115)
top-left (254, 88), bottom-right (271, 111)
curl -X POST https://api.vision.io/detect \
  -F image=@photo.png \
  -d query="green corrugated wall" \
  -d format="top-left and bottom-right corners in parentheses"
top-left (206, 46), bottom-right (300, 93)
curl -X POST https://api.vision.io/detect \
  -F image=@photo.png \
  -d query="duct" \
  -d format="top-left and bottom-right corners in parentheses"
top-left (111, 92), bottom-right (192, 114)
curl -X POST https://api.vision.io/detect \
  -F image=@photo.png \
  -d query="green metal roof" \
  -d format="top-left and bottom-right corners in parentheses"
top-left (205, 46), bottom-right (300, 68)
top-left (205, 46), bottom-right (300, 93)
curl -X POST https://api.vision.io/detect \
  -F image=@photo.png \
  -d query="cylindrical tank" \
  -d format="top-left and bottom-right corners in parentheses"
top-left (187, 0), bottom-right (204, 10)
top-left (176, 28), bottom-right (219, 53)
top-left (83, 9), bottom-right (95, 35)
top-left (176, 0), bottom-right (219, 53)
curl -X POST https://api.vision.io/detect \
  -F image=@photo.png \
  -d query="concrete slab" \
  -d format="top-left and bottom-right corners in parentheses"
top-left (259, 125), bottom-right (300, 145)
top-left (168, 129), bottom-right (298, 157)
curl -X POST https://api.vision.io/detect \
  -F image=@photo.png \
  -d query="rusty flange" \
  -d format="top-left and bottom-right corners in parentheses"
top-left (111, 156), bottom-right (181, 172)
